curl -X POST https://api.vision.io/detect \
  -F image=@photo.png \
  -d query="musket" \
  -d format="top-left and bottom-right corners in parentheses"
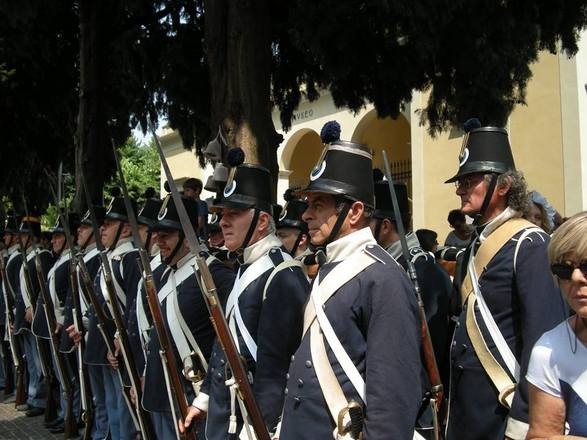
top-left (45, 169), bottom-right (94, 439)
top-left (79, 167), bottom-right (154, 440)
top-left (382, 151), bottom-right (443, 440)
top-left (0, 255), bottom-right (27, 406)
top-left (16, 201), bottom-right (59, 423)
top-left (152, 130), bottom-right (271, 440)
top-left (112, 143), bottom-right (197, 440)
top-left (22, 195), bottom-right (78, 438)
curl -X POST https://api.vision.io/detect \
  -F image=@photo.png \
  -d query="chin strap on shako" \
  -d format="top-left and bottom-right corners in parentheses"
top-left (314, 201), bottom-right (351, 267)
top-left (163, 230), bottom-right (185, 265)
top-left (108, 221), bottom-right (125, 252)
top-left (144, 231), bottom-right (153, 254)
top-left (81, 230), bottom-right (93, 250)
top-left (235, 208), bottom-right (261, 264)
top-left (290, 231), bottom-right (304, 257)
top-left (474, 174), bottom-right (499, 226)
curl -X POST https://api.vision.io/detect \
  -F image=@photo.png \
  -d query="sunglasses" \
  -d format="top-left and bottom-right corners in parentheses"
top-left (551, 261), bottom-right (587, 280)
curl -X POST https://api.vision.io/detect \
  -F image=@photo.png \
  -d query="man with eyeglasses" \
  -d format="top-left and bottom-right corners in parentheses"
top-left (444, 121), bottom-right (562, 440)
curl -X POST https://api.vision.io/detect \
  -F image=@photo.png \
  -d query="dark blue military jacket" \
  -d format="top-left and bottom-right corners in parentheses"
top-left (84, 241), bottom-right (141, 366)
top-left (446, 216), bottom-right (563, 440)
top-left (15, 248), bottom-right (54, 335)
top-left (143, 255), bottom-right (234, 413)
top-left (127, 255), bottom-right (167, 377)
top-left (200, 235), bottom-right (309, 440)
top-left (32, 251), bottom-right (71, 339)
top-left (59, 246), bottom-right (101, 353)
top-left (280, 230), bottom-right (422, 440)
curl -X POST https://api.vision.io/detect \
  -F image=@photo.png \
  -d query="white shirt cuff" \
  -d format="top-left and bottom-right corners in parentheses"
top-left (505, 416), bottom-right (529, 440)
top-left (192, 392), bottom-right (209, 412)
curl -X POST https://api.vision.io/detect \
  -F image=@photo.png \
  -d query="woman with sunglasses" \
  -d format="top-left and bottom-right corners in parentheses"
top-left (526, 211), bottom-right (587, 439)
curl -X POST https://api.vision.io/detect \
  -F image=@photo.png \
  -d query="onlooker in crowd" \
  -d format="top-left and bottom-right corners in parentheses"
top-left (183, 177), bottom-right (208, 239)
top-left (416, 228), bottom-right (439, 254)
top-left (525, 191), bottom-right (555, 233)
top-left (444, 209), bottom-right (472, 248)
top-left (526, 211), bottom-right (587, 439)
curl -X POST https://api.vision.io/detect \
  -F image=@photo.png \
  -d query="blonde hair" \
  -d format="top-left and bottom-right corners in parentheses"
top-left (548, 211), bottom-right (587, 265)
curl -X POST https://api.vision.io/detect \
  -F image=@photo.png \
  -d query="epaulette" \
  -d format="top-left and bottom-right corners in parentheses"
top-left (363, 243), bottom-right (394, 265)
top-left (267, 247), bottom-right (286, 267)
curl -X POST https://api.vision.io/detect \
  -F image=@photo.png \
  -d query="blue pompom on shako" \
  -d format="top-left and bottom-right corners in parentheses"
top-left (445, 119), bottom-right (516, 183)
top-left (320, 120), bottom-right (341, 144)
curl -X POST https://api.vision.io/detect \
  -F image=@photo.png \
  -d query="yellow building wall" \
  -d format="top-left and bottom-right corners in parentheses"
top-left (509, 52), bottom-right (565, 215)
top-left (420, 51), bottom-right (565, 241)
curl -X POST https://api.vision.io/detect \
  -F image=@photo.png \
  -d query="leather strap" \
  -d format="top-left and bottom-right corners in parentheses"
top-left (461, 218), bottom-right (533, 305)
top-left (466, 293), bottom-right (515, 408)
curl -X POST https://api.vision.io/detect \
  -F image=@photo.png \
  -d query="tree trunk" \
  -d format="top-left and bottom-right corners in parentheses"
top-left (72, 0), bottom-right (108, 212)
top-left (204, 0), bottom-right (281, 202)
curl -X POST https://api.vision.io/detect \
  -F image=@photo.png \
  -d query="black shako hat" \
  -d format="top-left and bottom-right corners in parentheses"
top-left (373, 181), bottom-right (410, 225)
top-left (80, 206), bottom-right (107, 227)
top-left (5, 213), bottom-right (22, 234)
top-left (137, 196), bottom-right (163, 227)
top-left (51, 212), bottom-right (80, 234)
top-left (19, 215), bottom-right (42, 238)
top-left (151, 194), bottom-right (198, 233)
top-left (105, 195), bottom-right (137, 222)
top-left (302, 140), bottom-right (375, 208)
top-left (212, 164), bottom-right (273, 214)
top-left (445, 126), bottom-right (516, 183)
top-left (277, 199), bottom-right (308, 232)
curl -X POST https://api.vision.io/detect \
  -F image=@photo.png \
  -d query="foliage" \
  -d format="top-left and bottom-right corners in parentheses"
top-left (105, 137), bottom-right (161, 204)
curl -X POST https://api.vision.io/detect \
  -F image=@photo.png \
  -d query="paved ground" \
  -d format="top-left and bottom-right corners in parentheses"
top-left (0, 399), bottom-right (62, 440)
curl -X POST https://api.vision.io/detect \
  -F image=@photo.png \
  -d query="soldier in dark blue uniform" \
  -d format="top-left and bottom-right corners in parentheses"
top-left (100, 193), bottom-right (142, 440)
top-left (142, 195), bottom-right (234, 438)
top-left (277, 140), bottom-right (422, 440)
top-left (17, 215), bottom-right (55, 417)
top-left (31, 212), bottom-right (80, 434)
top-left (127, 189), bottom-right (163, 381)
top-left (67, 206), bottom-right (109, 440)
top-left (444, 123), bottom-right (563, 439)
top-left (370, 179), bottom-right (452, 390)
top-left (184, 163), bottom-right (310, 439)
top-left (1, 213), bottom-right (23, 402)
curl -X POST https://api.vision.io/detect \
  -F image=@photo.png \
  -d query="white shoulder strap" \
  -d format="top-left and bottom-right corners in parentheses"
top-left (468, 249), bottom-right (520, 381)
top-left (513, 227), bottom-right (545, 274)
top-left (262, 258), bottom-right (302, 301)
top-left (225, 255), bottom-right (275, 361)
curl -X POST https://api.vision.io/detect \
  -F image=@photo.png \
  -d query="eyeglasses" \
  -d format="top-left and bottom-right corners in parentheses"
top-left (454, 175), bottom-right (487, 191)
top-left (550, 261), bottom-right (587, 280)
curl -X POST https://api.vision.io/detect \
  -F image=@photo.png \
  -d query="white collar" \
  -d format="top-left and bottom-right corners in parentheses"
top-left (325, 227), bottom-right (377, 264)
top-left (7, 244), bottom-right (19, 256)
top-left (83, 243), bottom-right (97, 253)
top-left (478, 207), bottom-right (521, 243)
top-left (243, 233), bottom-right (283, 265)
top-left (110, 237), bottom-right (134, 258)
top-left (386, 231), bottom-right (421, 261)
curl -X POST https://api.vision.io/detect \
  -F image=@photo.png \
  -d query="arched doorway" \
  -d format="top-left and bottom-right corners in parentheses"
top-left (281, 128), bottom-right (323, 189)
top-left (351, 109), bottom-right (412, 221)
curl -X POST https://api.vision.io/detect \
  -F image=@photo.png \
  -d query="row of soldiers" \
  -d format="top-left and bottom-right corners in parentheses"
top-left (0, 122), bottom-right (560, 440)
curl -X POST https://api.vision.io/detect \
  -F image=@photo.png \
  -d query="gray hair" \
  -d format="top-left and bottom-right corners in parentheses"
top-left (334, 196), bottom-right (374, 225)
top-left (483, 170), bottom-right (529, 213)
